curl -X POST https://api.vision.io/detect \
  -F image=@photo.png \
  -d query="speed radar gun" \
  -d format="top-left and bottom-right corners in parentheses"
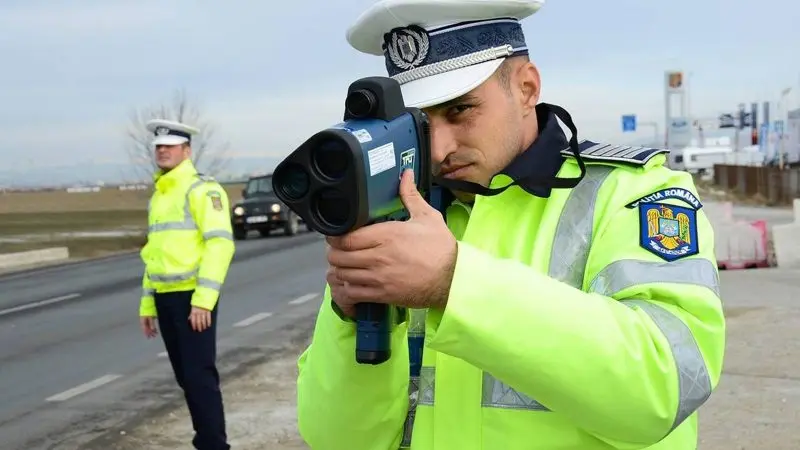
top-left (271, 76), bottom-right (444, 365)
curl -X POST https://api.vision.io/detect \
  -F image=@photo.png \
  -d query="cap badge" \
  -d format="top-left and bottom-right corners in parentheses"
top-left (387, 25), bottom-right (430, 71)
top-left (155, 127), bottom-right (170, 136)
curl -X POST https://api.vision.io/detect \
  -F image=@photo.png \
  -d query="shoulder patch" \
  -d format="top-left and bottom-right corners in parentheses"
top-left (626, 187), bottom-right (703, 210)
top-left (561, 140), bottom-right (669, 165)
top-left (207, 190), bottom-right (223, 211)
top-left (638, 202), bottom-right (699, 262)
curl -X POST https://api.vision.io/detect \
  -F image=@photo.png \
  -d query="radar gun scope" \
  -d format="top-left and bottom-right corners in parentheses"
top-left (271, 76), bottom-right (433, 365)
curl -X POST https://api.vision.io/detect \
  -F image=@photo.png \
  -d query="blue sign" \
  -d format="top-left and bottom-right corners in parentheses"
top-left (622, 114), bottom-right (637, 132)
top-left (774, 120), bottom-right (784, 137)
top-left (759, 123), bottom-right (768, 151)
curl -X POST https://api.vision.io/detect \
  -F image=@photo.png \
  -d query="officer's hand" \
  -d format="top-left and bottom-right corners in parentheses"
top-left (326, 169), bottom-right (457, 311)
top-left (189, 306), bottom-right (212, 332)
top-left (140, 316), bottom-right (158, 339)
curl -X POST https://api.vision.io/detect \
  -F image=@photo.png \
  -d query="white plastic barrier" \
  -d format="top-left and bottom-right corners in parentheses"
top-left (772, 199), bottom-right (800, 268)
top-left (0, 247), bottom-right (70, 270)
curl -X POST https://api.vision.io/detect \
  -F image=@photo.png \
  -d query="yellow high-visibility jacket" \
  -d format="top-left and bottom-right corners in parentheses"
top-left (296, 142), bottom-right (725, 449)
top-left (139, 158), bottom-right (235, 315)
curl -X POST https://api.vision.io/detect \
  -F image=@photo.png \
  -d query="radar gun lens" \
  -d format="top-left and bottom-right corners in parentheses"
top-left (313, 188), bottom-right (350, 230)
top-left (313, 140), bottom-right (349, 181)
top-left (345, 89), bottom-right (376, 118)
top-left (275, 164), bottom-right (310, 201)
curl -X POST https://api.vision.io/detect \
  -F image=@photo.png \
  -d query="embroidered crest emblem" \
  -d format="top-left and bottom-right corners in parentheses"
top-left (155, 127), bottom-right (170, 135)
top-left (208, 191), bottom-right (223, 211)
top-left (639, 202), bottom-right (699, 262)
top-left (386, 25), bottom-right (430, 71)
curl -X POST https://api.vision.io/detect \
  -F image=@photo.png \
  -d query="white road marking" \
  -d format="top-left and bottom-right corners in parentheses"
top-left (157, 351), bottom-right (168, 358)
top-left (233, 312), bottom-right (273, 327)
top-left (46, 374), bottom-right (122, 402)
top-left (288, 293), bottom-right (318, 305)
top-left (0, 293), bottom-right (80, 317)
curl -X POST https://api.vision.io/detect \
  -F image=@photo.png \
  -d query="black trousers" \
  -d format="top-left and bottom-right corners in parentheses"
top-left (154, 290), bottom-right (229, 450)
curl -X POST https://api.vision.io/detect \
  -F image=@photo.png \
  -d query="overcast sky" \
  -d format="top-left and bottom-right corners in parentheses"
top-left (1, 0), bottom-right (799, 172)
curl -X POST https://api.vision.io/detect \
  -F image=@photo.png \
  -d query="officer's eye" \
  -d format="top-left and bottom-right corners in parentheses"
top-left (446, 104), bottom-right (474, 118)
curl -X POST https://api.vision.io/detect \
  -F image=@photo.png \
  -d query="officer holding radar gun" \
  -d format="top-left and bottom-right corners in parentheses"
top-left (273, 1), bottom-right (726, 449)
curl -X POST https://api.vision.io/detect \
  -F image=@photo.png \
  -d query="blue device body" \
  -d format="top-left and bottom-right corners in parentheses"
top-left (330, 112), bottom-right (423, 226)
top-left (327, 112), bottom-right (428, 361)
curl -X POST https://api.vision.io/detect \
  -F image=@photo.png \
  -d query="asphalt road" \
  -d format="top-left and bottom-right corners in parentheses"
top-left (0, 230), bottom-right (328, 450)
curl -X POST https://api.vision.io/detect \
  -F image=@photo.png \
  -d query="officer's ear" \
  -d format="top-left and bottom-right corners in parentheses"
top-left (182, 143), bottom-right (192, 158)
top-left (515, 59), bottom-right (540, 117)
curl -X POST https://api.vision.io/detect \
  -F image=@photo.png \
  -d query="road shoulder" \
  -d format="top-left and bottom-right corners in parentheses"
top-left (56, 305), bottom-right (318, 450)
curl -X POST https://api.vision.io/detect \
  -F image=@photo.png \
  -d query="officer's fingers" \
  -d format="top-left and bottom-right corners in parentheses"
top-left (327, 228), bottom-right (382, 251)
top-left (334, 267), bottom-right (381, 286)
top-left (327, 246), bottom-right (378, 269)
top-left (341, 282), bottom-right (385, 303)
top-left (398, 169), bottom-right (431, 218)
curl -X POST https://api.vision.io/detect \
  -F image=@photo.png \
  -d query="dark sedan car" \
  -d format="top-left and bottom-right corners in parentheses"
top-left (230, 174), bottom-right (305, 239)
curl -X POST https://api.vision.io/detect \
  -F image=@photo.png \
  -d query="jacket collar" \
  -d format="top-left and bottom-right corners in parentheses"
top-left (154, 158), bottom-right (197, 192)
top-left (498, 103), bottom-right (568, 198)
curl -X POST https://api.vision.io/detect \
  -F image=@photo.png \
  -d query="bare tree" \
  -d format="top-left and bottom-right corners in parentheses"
top-left (125, 88), bottom-right (231, 181)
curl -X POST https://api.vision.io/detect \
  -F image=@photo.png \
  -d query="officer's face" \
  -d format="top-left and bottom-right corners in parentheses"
top-left (155, 143), bottom-right (190, 170)
top-left (424, 58), bottom-right (541, 201)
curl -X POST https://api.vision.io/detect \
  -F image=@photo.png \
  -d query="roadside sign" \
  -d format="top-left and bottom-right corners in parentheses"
top-left (622, 114), bottom-right (636, 132)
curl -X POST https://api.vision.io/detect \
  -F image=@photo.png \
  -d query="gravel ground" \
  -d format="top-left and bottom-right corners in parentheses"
top-left (103, 335), bottom-right (311, 450)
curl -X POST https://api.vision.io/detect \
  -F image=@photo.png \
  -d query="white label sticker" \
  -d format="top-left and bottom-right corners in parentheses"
top-left (367, 142), bottom-right (396, 176)
top-left (351, 129), bottom-right (372, 143)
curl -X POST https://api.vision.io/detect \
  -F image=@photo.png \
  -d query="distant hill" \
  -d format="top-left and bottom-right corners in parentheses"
top-left (0, 156), bottom-right (282, 189)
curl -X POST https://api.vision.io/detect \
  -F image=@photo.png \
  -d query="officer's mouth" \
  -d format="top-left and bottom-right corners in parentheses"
top-left (440, 164), bottom-right (473, 180)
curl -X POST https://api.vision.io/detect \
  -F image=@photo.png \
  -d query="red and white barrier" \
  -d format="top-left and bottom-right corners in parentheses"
top-left (708, 201), bottom-right (770, 270)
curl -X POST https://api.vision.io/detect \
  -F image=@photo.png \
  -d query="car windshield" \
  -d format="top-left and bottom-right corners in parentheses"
top-left (245, 177), bottom-right (273, 196)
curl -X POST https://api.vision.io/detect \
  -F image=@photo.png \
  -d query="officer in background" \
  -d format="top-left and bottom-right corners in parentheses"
top-left (296, 0), bottom-right (726, 449)
top-left (139, 119), bottom-right (235, 450)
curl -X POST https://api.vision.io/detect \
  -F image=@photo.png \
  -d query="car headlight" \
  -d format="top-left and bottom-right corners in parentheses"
top-left (270, 204), bottom-right (280, 213)
top-left (233, 206), bottom-right (245, 216)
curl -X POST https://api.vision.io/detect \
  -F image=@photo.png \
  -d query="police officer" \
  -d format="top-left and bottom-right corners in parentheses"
top-left (296, 0), bottom-right (726, 449)
top-left (139, 119), bottom-right (235, 450)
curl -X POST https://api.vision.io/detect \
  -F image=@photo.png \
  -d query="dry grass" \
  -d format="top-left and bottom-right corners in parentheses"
top-left (0, 183), bottom-right (245, 214)
top-left (0, 183), bottom-right (246, 258)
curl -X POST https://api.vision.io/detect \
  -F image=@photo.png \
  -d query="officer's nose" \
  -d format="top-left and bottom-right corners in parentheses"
top-left (427, 116), bottom-right (458, 172)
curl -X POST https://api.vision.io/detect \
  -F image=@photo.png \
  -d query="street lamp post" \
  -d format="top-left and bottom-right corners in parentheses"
top-left (779, 87), bottom-right (792, 169)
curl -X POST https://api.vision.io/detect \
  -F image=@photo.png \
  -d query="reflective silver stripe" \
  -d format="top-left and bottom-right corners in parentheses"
top-left (148, 269), bottom-right (198, 283)
top-left (400, 376), bottom-right (418, 448)
top-left (590, 259), bottom-right (717, 431)
top-left (147, 178), bottom-right (207, 234)
top-left (203, 230), bottom-right (233, 240)
top-left (620, 299), bottom-right (712, 432)
top-left (547, 165), bottom-right (614, 286)
top-left (590, 258), bottom-right (720, 298)
top-left (142, 287), bottom-right (155, 298)
top-left (197, 277), bottom-right (222, 291)
top-left (481, 165), bottom-right (614, 410)
top-left (150, 221), bottom-right (196, 232)
top-left (401, 366), bottom-right (434, 448)
top-left (481, 372), bottom-right (548, 410)
top-left (418, 367), bottom-right (435, 405)
top-left (401, 310), bottom-right (428, 447)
